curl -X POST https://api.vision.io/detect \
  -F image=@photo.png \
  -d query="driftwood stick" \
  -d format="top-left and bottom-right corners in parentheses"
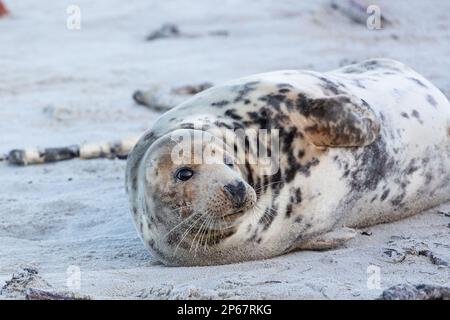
top-left (7, 136), bottom-right (139, 166)
top-left (9, 145), bottom-right (80, 165)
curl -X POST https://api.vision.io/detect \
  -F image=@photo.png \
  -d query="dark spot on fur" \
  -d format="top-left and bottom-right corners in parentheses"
top-left (213, 120), bottom-right (233, 129)
top-left (280, 126), bottom-right (297, 153)
top-left (411, 110), bottom-right (423, 124)
top-left (232, 121), bottom-right (245, 130)
top-left (400, 112), bottom-right (409, 119)
top-left (132, 176), bottom-right (138, 191)
top-left (245, 106), bottom-right (289, 130)
top-left (424, 172), bottom-right (433, 185)
top-left (246, 110), bottom-right (269, 129)
top-left (407, 77), bottom-right (427, 88)
top-left (426, 94), bottom-right (438, 107)
top-left (405, 159), bottom-right (420, 175)
top-left (291, 188), bottom-right (302, 204)
top-left (247, 229), bottom-right (259, 243)
top-left (233, 81), bottom-right (260, 103)
top-left (361, 60), bottom-right (380, 70)
top-left (143, 131), bottom-right (155, 141)
top-left (353, 80), bottom-right (366, 89)
top-left (317, 76), bottom-right (345, 95)
top-left (244, 162), bottom-right (254, 188)
top-left (285, 99), bottom-right (294, 110)
top-left (224, 109), bottom-right (242, 120)
top-left (259, 93), bottom-right (286, 111)
top-left (211, 100), bottom-right (230, 107)
top-left (284, 155), bottom-right (319, 183)
top-left (294, 216), bottom-right (303, 223)
top-left (343, 169), bottom-right (350, 178)
top-left (380, 189), bottom-right (390, 201)
top-left (285, 204), bottom-right (293, 218)
top-left (391, 193), bottom-right (406, 207)
top-left (349, 137), bottom-right (392, 192)
top-left (342, 67), bottom-right (361, 74)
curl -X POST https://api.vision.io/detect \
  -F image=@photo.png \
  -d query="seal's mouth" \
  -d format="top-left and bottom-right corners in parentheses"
top-left (221, 209), bottom-right (246, 221)
top-left (186, 216), bottom-right (238, 246)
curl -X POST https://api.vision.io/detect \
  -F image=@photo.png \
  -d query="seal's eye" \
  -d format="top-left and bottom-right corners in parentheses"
top-left (175, 168), bottom-right (194, 181)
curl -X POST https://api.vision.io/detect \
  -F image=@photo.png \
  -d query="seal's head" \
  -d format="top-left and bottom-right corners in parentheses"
top-left (128, 129), bottom-right (257, 266)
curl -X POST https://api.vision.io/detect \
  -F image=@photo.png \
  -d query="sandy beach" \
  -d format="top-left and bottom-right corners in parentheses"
top-left (0, 0), bottom-right (449, 299)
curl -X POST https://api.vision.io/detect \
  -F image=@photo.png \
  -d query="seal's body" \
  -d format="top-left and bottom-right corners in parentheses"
top-left (126, 59), bottom-right (450, 266)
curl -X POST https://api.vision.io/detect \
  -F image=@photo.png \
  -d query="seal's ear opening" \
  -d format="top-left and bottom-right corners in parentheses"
top-left (299, 94), bottom-right (380, 147)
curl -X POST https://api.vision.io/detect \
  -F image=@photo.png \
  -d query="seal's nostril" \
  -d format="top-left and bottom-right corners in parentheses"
top-left (223, 181), bottom-right (246, 208)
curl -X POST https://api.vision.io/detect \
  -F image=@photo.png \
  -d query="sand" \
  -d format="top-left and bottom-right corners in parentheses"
top-left (0, 0), bottom-right (449, 299)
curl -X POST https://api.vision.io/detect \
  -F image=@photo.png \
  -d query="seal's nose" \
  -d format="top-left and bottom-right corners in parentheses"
top-left (223, 181), bottom-right (246, 208)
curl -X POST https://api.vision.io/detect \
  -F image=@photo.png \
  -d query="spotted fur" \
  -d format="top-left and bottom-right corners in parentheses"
top-left (126, 59), bottom-right (450, 266)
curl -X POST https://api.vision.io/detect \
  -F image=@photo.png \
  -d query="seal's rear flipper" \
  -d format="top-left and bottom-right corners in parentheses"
top-left (132, 83), bottom-right (213, 112)
top-left (298, 94), bottom-right (380, 147)
top-left (295, 227), bottom-right (357, 251)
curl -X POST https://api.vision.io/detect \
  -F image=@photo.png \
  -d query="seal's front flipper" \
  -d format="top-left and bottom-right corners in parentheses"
top-left (296, 93), bottom-right (381, 147)
top-left (296, 227), bottom-right (357, 251)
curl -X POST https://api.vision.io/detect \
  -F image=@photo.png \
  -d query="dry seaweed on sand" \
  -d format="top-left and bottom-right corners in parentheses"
top-left (416, 250), bottom-right (449, 268)
top-left (146, 23), bottom-right (228, 41)
top-left (382, 245), bottom-right (450, 268)
top-left (0, 266), bottom-right (51, 298)
top-left (26, 288), bottom-right (92, 300)
top-left (437, 210), bottom-right (450, 217)
top-left (379, 284), bottom-right (450, 300)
